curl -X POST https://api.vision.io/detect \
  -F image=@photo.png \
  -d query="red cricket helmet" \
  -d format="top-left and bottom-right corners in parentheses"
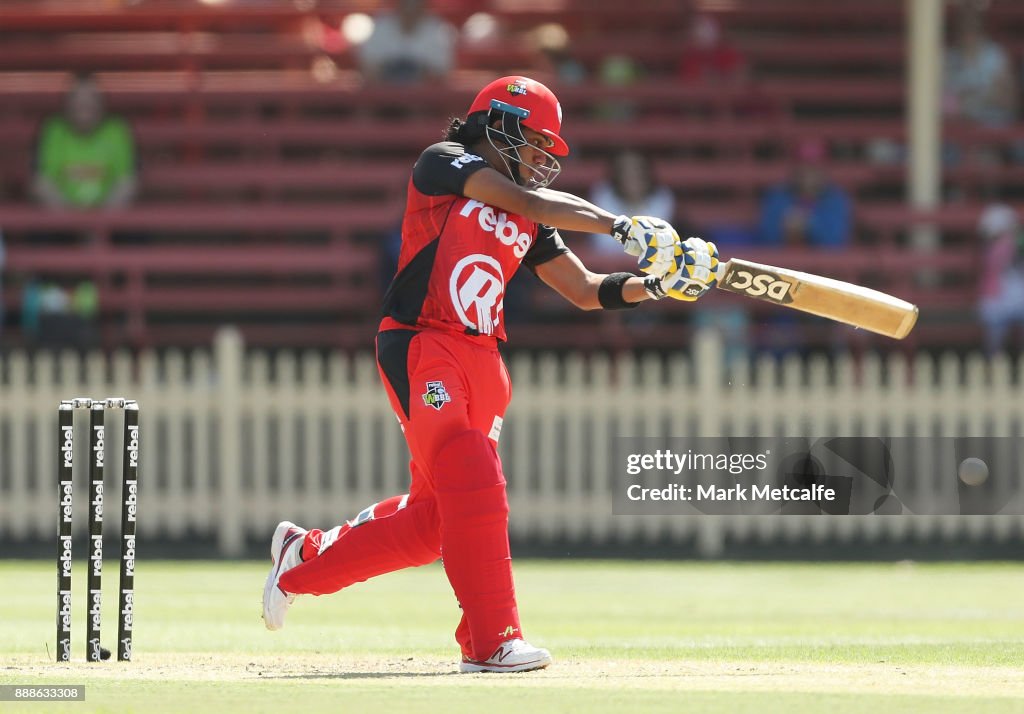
top-left (468, 76), bottom-right (569, 156)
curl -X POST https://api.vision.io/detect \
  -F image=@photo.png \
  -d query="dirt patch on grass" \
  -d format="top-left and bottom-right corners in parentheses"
top-left (4, 654), bottom-right (1022, 698)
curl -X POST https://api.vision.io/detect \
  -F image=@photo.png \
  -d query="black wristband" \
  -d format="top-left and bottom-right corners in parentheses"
top-left (598, 272), bottom-right (640, 310)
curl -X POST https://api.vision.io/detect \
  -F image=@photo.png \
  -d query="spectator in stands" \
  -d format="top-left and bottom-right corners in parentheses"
top-left (32, 74), bottom-right (137, 210)
top-left (358, 0), bottom-right (457, 84)
top-left (978, 204), bottom-right (1024, 354)
top-left (593, 55), bottom-right (643, 122)
top-left (943, 3), bottom-right (1016, 129)
top-left (677, 13), bottom-right (747, 85)
top-left (677, 13), bottom-right (763, 122)
top-left (20, 278), bottom-right (99, 350)
top-left (753, 138), bottom-right (853, 354)
top-left (757, 138), bottom-right (851, 249)
top-left (589, 151), bottom-right (675, 254)
top-left (528, 23), bottom-right (586, 86)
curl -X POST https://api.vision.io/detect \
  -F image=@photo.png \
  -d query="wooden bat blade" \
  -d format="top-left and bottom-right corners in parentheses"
top-left (715, 258), bottom-right (919, 339)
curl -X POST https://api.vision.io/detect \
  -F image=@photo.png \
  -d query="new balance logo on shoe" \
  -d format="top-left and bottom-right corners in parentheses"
top-left (490, 645), bottom-right (513, 663)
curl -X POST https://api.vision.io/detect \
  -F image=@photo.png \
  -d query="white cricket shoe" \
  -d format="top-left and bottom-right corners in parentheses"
top-left (459, 639), bottom-right (552, 673)
top-left (262, 520), bottom-right (307, 631)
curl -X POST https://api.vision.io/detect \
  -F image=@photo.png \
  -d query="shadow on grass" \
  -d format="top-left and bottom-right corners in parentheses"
top-left (256, 671), bottom-right (460, 680)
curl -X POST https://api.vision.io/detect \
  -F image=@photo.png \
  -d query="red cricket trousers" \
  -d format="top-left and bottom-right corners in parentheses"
top-left (278, 327), bottom-right (523, 661)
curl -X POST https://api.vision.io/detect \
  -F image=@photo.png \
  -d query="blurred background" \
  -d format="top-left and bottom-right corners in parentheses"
top-left (1, 0), bottom-right (1023, 559)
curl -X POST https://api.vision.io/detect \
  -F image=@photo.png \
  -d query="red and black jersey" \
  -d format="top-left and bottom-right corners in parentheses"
top-left (380, 141), bottom-right (568, 344)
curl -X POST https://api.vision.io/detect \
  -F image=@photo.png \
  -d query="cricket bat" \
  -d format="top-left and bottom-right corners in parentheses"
top-left (715, 258), bottom-right (919, 339)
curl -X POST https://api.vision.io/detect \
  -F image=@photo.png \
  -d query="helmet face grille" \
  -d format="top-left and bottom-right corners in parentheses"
top-left (484, 106), bottom-right (562, 189)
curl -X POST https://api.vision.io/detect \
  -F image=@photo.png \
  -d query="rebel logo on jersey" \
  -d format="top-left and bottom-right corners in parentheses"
top-left (458, 200), bottom-right (534, 259)
top-left (447, 199), bottom-right (537, 335)
top-left (381, 138), bottom-right (568, 344)
top-left (449, 254), bottom-right (505, 335)
top-left (449, 153), bottom-right (484, 170)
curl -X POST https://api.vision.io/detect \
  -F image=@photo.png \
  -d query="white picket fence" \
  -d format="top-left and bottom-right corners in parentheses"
top-left (1, 328), bottom-right (1023, 557)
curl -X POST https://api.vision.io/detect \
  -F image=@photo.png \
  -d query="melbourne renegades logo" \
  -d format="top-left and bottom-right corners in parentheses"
top-left (449, 254), bottom-right (505, 335)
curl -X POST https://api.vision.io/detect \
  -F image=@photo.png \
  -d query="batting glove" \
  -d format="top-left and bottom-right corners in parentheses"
top-left (610, 215), bottom-right (684, 278)
top-left (660, 237), bottom-right (720, 301)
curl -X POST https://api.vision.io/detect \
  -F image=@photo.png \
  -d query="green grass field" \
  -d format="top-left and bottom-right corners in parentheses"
top-left (4, 560), bottom-right (1024, 713)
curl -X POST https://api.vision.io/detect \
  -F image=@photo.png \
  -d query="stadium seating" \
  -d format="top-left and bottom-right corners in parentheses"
top-left (0, 0), bottom-right (1020, 350)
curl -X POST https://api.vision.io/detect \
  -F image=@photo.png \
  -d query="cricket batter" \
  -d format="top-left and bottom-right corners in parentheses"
top-left (263, 76), bottom-right (718, 672)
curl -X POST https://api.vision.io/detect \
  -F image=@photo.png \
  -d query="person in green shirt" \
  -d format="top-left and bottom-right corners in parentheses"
top-left (32, 75), bottom-right (137, 209)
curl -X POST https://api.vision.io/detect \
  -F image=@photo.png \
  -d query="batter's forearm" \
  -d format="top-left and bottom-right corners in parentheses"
top-left (524, 188), bottom-right (618, 234)
top-left (622, 277), bottom-right (653, 304)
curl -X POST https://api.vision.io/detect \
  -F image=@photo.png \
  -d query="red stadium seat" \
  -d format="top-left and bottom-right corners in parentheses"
top-left (0, 0), bottom-right (1012, 350)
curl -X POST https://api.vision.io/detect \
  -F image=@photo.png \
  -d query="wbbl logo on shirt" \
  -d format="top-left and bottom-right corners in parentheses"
top-left (422, 381), bottom-right (452, 411)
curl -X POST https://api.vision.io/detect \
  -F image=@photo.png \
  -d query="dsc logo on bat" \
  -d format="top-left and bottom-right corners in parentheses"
top-left (725, 268), bottom-right (794, 304)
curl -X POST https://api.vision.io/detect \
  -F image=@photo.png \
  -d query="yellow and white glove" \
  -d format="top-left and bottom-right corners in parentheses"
top-left (656, 237), bottom-right (720, 301)
top-left (611, 215), bottom-right (684, 278)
